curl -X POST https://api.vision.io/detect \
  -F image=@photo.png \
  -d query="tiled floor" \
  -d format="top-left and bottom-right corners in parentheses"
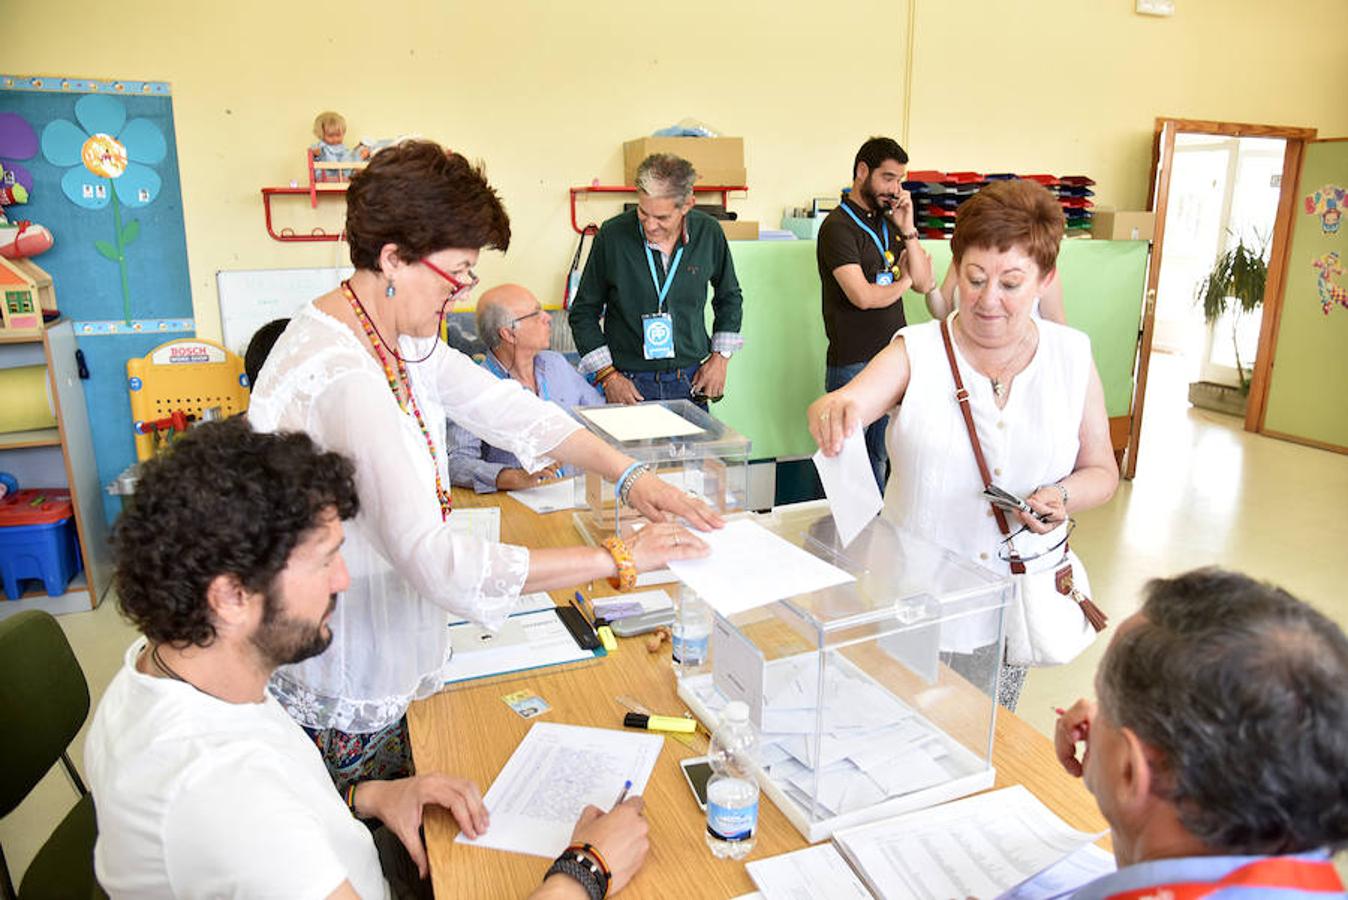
top-left (3, 350), bottom-right (1346, 885)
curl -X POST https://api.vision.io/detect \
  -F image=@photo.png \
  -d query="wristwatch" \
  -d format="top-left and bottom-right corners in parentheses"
top-left (900, 229), bottom-right (920, 242)
top-left (715, 350), bottom-right (732, 360)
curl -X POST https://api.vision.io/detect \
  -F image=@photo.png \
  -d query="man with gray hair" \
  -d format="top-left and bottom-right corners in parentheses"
top-left (448, 283), bottom-right (602, 492)
top-left (569, 153), bottom-right (744, 409)
top-left (1055, 567), bottom-right (1348, 898)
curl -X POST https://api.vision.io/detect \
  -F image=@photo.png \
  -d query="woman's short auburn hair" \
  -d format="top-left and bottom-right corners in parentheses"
top-left (344, 140), bottom-right (511, 271)
top-left (950, 179), bottom-right (1064, 276)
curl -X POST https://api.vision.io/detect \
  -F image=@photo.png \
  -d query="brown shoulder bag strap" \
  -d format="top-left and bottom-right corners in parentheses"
top-left (938, 315), bottom-right (1026, 576)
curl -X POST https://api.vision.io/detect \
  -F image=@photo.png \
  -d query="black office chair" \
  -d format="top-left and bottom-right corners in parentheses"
top-left (0, 610), bottom-right (105, 900)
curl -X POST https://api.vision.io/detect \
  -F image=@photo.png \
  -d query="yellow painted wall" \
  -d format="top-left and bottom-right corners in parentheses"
top-left (10, 0), bottom-right (1348, 342)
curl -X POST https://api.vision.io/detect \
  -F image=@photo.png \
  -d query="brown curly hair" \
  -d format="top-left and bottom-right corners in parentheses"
top-left (344, 140), bottom-right (511, 270)
top-left (113, 416), bottom-right (359, 648)
top-left (950, 178), bottom-right (1064, 276)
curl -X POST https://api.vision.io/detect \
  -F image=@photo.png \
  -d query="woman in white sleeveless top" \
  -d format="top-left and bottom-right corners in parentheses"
top-left (808, 179), bottom-right (1118, 710)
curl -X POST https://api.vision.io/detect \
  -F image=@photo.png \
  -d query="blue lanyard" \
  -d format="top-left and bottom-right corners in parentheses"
top-left (483, 352), bottom-right (550, 403)
top-left (642, 233), bottom-right (685, 313)
top-left (839, 201), bottom-right (890, 258)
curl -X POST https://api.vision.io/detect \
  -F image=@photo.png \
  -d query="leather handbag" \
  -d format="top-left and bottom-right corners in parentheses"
top-left (938, 315), bottom-right (1106, 667)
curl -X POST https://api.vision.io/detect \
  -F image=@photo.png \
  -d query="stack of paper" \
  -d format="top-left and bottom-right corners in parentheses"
top-left (833, 785), bottom-right (1113, 899)
top-left (687, 654), bottom-right (961, 819)
top-left (442, 607), bottom-right (593, 684)
top-left (508, 477), bottom-right (581, 514)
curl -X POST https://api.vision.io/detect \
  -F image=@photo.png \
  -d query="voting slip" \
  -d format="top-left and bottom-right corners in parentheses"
top-left (667, 518), bottom-right (855, 617)
top-left (442, 607), bottom-right (597, 685)
top-left (456, 722), bottom-right (663, 858)
top-left (507, 477), bottom-right (582, 514)
top-left (812, 430), bottom-right (883, 548)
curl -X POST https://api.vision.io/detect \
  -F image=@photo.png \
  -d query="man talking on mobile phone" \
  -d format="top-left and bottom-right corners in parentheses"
top-left (816, 137), bottom-right (934, 491)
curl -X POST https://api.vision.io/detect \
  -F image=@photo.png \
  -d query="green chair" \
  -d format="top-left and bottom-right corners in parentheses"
top-left (0, 610), bottom-right (105, 900)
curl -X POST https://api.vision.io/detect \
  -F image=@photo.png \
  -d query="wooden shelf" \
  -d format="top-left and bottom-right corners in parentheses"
top-left (0, 572), bottom-right (94, 621)
top-left (0, 316), bottom-right (66, 344)
top-left (0, 428), bottom-right (61, 449)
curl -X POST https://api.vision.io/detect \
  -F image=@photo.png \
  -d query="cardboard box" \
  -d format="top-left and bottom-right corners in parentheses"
top-left (1091, 209), bottom-right (1155, 241)
top-left (623, 137), bottom-right (746, 187)
top-left (719, 220), bottom-right (759, 241)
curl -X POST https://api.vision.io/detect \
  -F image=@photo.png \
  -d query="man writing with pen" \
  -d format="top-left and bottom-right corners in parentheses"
top-left (86, 418), bottom-right (650, 900)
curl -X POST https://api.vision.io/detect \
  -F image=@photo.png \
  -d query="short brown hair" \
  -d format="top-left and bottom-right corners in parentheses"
top-left (950, 179), bottom-right (1064, 276)
top-left (344, 140), bottom-right (511, 271)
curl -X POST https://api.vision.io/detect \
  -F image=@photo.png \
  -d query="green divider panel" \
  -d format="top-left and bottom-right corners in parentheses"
top-left (1263, 141), bottom-right (1348, 449)
top-left (711, 239), bottom-right (1148, 460)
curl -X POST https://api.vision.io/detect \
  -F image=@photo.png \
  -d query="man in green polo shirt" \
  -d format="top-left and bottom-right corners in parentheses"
top-left (569, 153), bottom-right (744, 410)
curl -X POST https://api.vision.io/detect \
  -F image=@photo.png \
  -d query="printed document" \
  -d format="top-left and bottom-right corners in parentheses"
top-left (833, 785), bottom-right (1108, 900)
top-left (747, 844), bottom-right (873, 900)
top-left (442, 608), bottom-right (591, 684)
top-left (668, 518), bottom-right (855, 616)
top-left (457, 722), bottom-right (664, 857)
top-left (813, 431), bottom-right (884, 548)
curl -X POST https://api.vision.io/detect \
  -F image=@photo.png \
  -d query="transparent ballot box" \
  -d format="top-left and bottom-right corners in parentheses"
top-left (676, 502), bottom-right (1013, 842)
top-left (570, 399), bottom-right (749, 545)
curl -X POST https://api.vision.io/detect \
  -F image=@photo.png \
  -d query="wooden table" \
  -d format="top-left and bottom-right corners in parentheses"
top-left (409, 489), bottom-right (1109, 899)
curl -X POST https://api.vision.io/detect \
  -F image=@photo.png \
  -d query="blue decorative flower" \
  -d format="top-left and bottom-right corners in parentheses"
top-left (39, 95), bottom-right (168, 323)
top-left (41, 94), bottom-right (165, 210)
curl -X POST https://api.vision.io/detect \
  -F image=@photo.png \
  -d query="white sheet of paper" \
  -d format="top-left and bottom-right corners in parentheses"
top-left (667, 519), bottom-right (855, 616)
top-left (447, 592), bottom-right (555, 627)
top-left (456, 723), bottom-right (664, 858)
top-left (447, 506), bottom-right (500, 542)
top-left (507, 477), bottom-right (581, 514)
top-left (579, 403), bottom-right (705, 442)
top-left (1000, 843), bottom-right (1116, 900)
top-left (812, 431), bottom-right (883, 548)
top-left (834, 785), bottom-right (1106, 900)
top-left (442, 608), bottom-right (591, 684)
top-left (747, 844), bottom-right (873, 900)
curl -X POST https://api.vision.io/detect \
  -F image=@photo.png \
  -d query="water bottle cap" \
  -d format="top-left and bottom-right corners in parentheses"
top-left (722, 701), bottom-right (749, 723)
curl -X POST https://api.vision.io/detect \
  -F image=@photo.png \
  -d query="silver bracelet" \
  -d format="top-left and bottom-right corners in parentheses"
top-left (618, 463), bottom-right (651, 506)
top-left (1049, 481), bottom-right (1070, 507)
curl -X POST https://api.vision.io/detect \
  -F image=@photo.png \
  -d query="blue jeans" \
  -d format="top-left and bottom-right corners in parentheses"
top-left (623, 363), bottom-right (708, 411)
top-left (826, 362), bottom-right (889, 493)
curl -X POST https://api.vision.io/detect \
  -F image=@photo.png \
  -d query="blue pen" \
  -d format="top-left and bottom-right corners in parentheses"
top-left (573, 591), bottom-right (592, 624)
top-left (613, 779), bottom-right (633, 808)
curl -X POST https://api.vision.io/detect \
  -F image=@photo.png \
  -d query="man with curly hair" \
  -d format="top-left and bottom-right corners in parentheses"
top-left (86, 417), bottom-right (649, 899)
top-left (1055, 568), bottom-right (1348, 898)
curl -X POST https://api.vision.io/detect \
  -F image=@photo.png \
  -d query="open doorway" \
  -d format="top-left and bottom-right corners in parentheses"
top-left (1151, 134), bottom-right (1285, 412)
top-left (1122, 119), bottom-right (1315, 479)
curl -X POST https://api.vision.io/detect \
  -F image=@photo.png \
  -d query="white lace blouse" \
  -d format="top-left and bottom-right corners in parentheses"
top-left (247, 302), bottom-right (581, 733)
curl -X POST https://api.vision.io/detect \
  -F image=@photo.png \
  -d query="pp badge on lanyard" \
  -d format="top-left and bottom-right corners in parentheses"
top-left (839, 202), bottom-right (895, 286)
top-left (643, 234), bottom-right (684, 361)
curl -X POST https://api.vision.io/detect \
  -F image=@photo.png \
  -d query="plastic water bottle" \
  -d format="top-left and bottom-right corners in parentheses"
top-left (705, 700), bottom-right (760, 859)
top-left (671, 587), bottom-right (711, 678)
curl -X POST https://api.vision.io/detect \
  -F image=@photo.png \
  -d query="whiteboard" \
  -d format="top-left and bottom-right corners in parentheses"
top-left (216, 266), bottom-right (352, 356)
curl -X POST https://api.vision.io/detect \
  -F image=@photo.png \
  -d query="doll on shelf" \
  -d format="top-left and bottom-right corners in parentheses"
top-left (309, 111), bottom-right (370, 182)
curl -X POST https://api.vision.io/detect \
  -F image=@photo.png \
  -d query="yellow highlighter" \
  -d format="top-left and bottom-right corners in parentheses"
top-left (623, 712), bottom-right (697, 734)
top-left (597, 624), bottom-right (618, 652)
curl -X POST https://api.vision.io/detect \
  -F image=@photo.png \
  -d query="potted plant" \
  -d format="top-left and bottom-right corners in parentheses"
top-left (1188, 236), bottom-right (1268, 415)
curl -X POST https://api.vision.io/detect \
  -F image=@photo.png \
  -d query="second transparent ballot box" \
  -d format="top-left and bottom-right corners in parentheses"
top-left (676, 502), bottom-right (1013, 842)
top-left (569, 399), bottom-right (749, 544)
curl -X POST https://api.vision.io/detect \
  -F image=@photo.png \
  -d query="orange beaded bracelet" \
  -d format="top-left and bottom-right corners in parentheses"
top-left (601, 536), bottom-right (637, 592)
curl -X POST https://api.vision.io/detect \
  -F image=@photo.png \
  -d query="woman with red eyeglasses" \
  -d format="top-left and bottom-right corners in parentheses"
top-left (248, 141), bottom-right (718, 795)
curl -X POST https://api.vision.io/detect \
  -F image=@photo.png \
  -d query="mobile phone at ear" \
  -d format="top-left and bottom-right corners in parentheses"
top-left (679, 756), bottom-right (712, 811)
top-left (609, 608), bottom-right (675, 637)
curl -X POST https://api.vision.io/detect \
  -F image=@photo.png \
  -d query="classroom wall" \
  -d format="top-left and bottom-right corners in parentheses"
top-left (9, 0), bottom-right (1348, 342)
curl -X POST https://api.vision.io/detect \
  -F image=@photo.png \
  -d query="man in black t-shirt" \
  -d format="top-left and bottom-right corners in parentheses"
top-left (816, 137), bottom-right (933, 491)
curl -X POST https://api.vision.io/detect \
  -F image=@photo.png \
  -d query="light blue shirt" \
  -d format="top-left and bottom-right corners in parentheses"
top-left (1070, 850), bottom-right (1340, 899)
top-left (446, 349), bottom-right (603, 493)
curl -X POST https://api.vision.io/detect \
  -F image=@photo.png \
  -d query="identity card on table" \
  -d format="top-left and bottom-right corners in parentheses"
top-left (456, 722), bottom-right (664, 858)
top-left (812, 430), bottom-right (884, 548)
top-left (667, 518), bottom-right (855, 617)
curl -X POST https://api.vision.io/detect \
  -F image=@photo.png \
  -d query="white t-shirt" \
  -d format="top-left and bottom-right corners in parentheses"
top-left (86, 639), bottom-right (389, 899)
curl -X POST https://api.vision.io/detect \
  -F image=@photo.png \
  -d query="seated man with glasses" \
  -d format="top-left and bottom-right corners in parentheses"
top-left (448, 283), bottom-right (604, 493)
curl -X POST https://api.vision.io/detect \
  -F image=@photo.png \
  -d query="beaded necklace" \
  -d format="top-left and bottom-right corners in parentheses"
top-left (341, 279), bottom-right (452, 520)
